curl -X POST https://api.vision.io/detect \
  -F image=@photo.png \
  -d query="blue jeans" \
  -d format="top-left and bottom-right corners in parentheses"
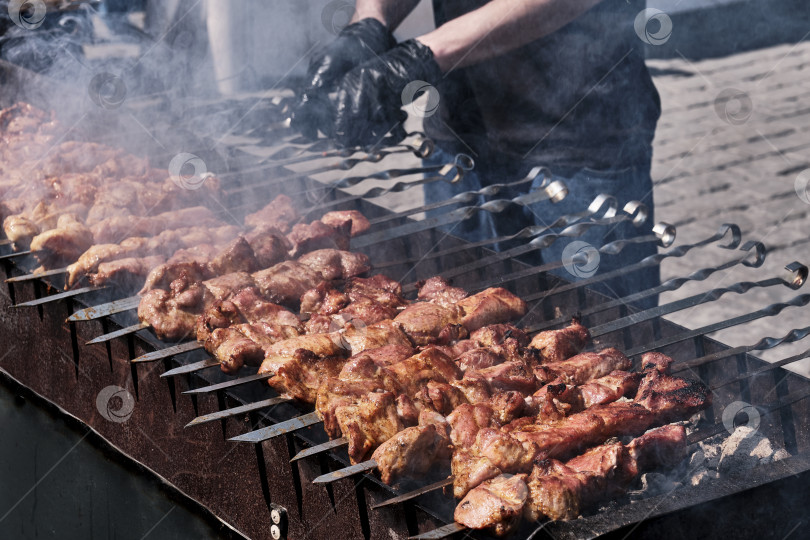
top-left (424, 143), bottom-right (660, 309)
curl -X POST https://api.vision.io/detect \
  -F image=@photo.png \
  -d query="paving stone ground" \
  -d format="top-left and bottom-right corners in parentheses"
top-left (312, 38), bottom-right (810, 376)
top-left (648, 40), bottom-right (810, 375)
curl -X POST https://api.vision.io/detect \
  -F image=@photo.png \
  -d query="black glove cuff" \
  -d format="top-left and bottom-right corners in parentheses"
top-left (391, 39), bottom-right (444, 85)
top-left (340, 18), bottom-right (397, 55)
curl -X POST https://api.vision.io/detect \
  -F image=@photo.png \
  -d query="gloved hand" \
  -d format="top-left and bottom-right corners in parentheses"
top-left (332, 39), bottom-right (442, 148)
top-left (290, 18), bottom-right (396, 139)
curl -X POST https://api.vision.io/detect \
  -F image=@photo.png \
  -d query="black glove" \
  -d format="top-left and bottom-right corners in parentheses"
top-left (290, 18), bottom-right (396, 139)
top-left (332, 39), bottom-right (442, 148)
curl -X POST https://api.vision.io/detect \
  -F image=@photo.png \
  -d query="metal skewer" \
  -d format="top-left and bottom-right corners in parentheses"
top-left (575, 262), bottom-right (805, 340)
top-left (130, 341), bottom-right (201, 363)
top-left (377, 192), bottom-right (618, 271)
top-left (66, 295), bottom-right (141, 322)
top-left (350, 179), bottom-right (569, 250)
top-left (412, 382), bottom-right (810, 540)
top-left (182, 371), bottom-right (274, 394)
top-left (0, 250), bottom-right (34, 261)
top-left (86, 323), bottom-right (149, 345)
top-left (5, 266), bottom-right (68, 283)
top-left (228, 411), bottom-right (322, 442)
top-left (528, 233), bottom-right (760, 331)
top-left (13, 286), bottom-right (109, 308)
top-left (399, 202), bottom-right (654, 291)
top-left (460, 220), bottom-right (676, 294)
top-left (184, 395), bottom-right (293, 428)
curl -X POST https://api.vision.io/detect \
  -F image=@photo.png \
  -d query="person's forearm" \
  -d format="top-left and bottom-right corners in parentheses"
top-left (352, 0), bottom-right (422, 31)
top-left (417, 0), bottom-right (603, 72)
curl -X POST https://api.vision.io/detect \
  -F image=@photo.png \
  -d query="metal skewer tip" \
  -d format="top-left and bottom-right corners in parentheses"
top-left (5, 267), bottom-right (68, 283)
top-left (371, 477), bottom-right (454, 509)
top-left (290, 437), bottom-right (348, 462)
top-left (161, 358), bottom-right (222, 378)
top-left (311, 459), bottom-right (378, 484)
top-left (228, 411), bottom-right (321, 443)
top-left (87, 323), bottom-right (149, 345)
top-left (131, 341), bottom-right (202, 363)
top-left (13, 286), bottom-right (108, 308)
top-left (66, 295), bottom-right (140, 322)
top-left (185, 396), bottom-right (292, 428)
top-left (181, 371), bottom-right (273, 394)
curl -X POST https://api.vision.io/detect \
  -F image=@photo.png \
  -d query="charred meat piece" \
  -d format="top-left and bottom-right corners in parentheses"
top-left (206, 326), bottom-right (266, 373)
top-left (320, 210), bottom-right (371, 236)
top-left (528, 318), bottom-right (591, 363)
top-left (635, 369), bottom-right (712, 422)
top-left (454, 474), bottom-right (529, 537)
top-left (345, 274), bottom-right (406, 307)
top-left (470, 324), bottom-right (530, 348)
top-left (394, 302), bottom-right (466, 346)
top-left (257, 332), bottom-right (347, 377)
top-left (533, 347), bottom-right (630, 385)
top-left (272, 350), bottom-right (346, 402)
top-left (288, 219), bottom-right (351, 257)
top-left (316, 378), bottom-right (383, 438)
top-left (372, 423), bottom-right (452, 485)
top-left (527, 370), bottom-right (642, 421)
top-left (244, 194), bottom-right (299, 233)
top-left (385, 348), bottom-right (463, 396)
top-left (335, 390), bottom-right (405, 464)
top-left (522, 425), bottom-right (687, 522)
top-left (340, 298), bottom-right (399, 325)
top-left (208, 237), bottom-right (260, 275)
top-left (416, 276), bottom-right (468, 306)
top-left (206, 321), bottom-right (303, 374)
top-left (252, 261), bottom-right (323, 307)
top-left (297, 248), bottom-right (370, 280)
top-left (465, 361), bottom-right (538, 395)
top-left (245, 226), bottom-right (291, 267)
top-left (138, 284), bottom-right (212, 341)
top-left (413, 380), bottom-right (469, 415)
top-left (448, 403), bottom-right (500, 448)
top-left (30, 214), bottom-right (94, 268)
top-left (300, 282), bottom-right (350, 315)
top-left (457, 288), bottom-right (528, 332)
top-left (89, 255), bottom-right (166, 291)
top-left (340, 319), bottom-right (413, 356)
top-left (196, 287), bottom-right (301, 342)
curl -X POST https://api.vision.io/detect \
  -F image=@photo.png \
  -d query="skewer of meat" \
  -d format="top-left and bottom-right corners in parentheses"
top-left (454, 424), bottom-right (687, 536)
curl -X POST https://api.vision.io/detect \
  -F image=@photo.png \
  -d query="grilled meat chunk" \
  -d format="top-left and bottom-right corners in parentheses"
top-left (533, 348), bottom-right (630, 385)
top-left (252, 261), bottom-right (324, 307)
top-left (455, 474), bottom-right (529, 537)
top-left (244, 194), bottom-right (299, 233)
top-left (272, 349), bottom-right (346, 402)
top-left (288, 219), bottom-right (351, 257)
top-left (394, 302), bottom-right (466, 346)
top-left (417, 276), bottom-right (468, 306)
top-left (89, 255), bottom-right (166, 291)
top-left (208, 237), bottom-right (260, 275)
top-left (528, 318), bottom-right (591, 363)
top-left (336, 390), bottom-right (405, 464)
top-left (30, 214), bottom-right (94, 267)
top-left (244, 226), bottom-right (291, 267)
top-left (457, 288), bottom-right (527, 331)
top-left (522, 425), bottom-right (687, 522)
top-left (372, 423), bottom-right (452, 485)
top-left (320, 210), bottom-right (370, 236)
top-left (297, 249), bottom-right (370, 281)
